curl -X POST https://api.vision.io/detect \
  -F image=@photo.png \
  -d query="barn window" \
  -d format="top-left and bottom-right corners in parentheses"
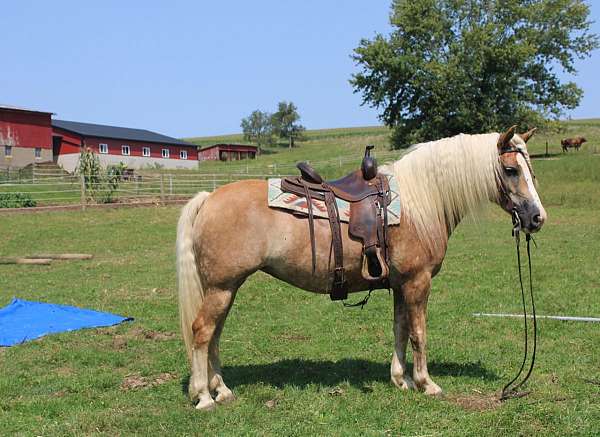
top-left (5, 146), bottom-right (12, 157)
top-left (34, 147), bottom-right (42, 159)
top-left (162, 148), bottom-right (170, 158)
top-left (180, 150), bottom-right (188, 160)
top-left (142, 147), bottom-right (150, 157)
top-left (99, 143), bottom-right (108, 154)
top-left (121, 145), bottom-right (130, 156)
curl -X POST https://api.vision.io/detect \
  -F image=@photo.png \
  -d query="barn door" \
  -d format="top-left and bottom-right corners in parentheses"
top-left (52, 136), bottom-right (62, 162)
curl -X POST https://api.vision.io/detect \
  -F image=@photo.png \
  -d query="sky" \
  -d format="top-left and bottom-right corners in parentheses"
top-left (2, 1), bottom-right (599, 138)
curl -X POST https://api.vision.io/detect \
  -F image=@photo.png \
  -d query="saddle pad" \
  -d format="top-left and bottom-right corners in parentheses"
top-left (268, 173), bottom-right (401, 225)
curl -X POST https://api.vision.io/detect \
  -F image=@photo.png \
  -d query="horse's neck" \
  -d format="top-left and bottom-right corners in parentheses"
top-left (405, 134), bottom-right (499, 243)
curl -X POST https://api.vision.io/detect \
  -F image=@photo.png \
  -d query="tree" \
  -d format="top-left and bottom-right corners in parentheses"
top-left (351, 0), bottom-right (598, 148)
top-left (240, 110), bottom-right (273, 147)
top-left (271, 101), bottom-right (306, 148)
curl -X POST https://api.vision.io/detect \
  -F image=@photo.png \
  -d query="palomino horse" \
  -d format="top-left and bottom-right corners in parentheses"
top-left (177, 126), bottom-right (547, 410)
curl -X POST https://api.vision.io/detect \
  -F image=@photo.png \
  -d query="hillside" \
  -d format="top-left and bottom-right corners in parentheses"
top-left (184, 126), bottom-right (393, 179)
top-left (184, 120), bottom-right (599, 179)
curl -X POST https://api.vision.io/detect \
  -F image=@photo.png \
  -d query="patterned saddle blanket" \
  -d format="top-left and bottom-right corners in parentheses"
top-left (267, 173), bottom-right (402, 225)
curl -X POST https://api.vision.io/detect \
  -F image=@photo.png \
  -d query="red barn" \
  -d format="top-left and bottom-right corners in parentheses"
top-left (0, 104), bottom-right (53, 168)
top-left (199, 144), bottom-right (258, 161)
top-left (52, 120), bottom-right (199, 172)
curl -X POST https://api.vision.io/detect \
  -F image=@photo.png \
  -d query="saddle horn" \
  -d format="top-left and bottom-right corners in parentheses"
top-left (361, 145), bottom-right (377, 180)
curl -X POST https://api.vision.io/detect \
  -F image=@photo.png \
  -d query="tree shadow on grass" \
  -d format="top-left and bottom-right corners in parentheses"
top-left (181, 358), bottom-right (498, 395)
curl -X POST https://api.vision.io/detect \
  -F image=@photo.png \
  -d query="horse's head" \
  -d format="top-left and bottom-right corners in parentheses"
top-left (496, 126), bottom-right (547, 233)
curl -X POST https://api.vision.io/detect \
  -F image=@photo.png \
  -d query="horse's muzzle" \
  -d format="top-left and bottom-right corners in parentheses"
top-left (519, 205), bottom-right (546, 233)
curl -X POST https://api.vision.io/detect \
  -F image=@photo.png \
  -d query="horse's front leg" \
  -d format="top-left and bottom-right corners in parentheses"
top-left (403, 271), bottom-right (442, 396)
top-left (390, 288), bottom-right (416, 390)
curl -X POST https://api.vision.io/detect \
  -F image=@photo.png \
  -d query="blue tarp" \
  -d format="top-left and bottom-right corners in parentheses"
top-left (0, 298), bottom-right (132, 346)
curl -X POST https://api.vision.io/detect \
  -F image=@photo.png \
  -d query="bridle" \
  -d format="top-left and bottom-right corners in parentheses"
top-left (499, 144), bottom-right (537, 179)
top-left (496, 144), bottom-right (536, 214)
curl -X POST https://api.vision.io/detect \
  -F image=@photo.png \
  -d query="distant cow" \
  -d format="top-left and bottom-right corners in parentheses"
top-left (561, 136), bottom-right (587, 152)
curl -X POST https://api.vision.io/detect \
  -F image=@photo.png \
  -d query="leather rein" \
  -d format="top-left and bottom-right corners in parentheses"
top-left (498, 146), bottom-right (539, 400)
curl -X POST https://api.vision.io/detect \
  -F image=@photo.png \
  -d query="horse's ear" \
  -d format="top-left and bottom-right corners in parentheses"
top-left (520, 127), bottom-right (537, 143)
top-left (498, 125), bottom-right (517, 150)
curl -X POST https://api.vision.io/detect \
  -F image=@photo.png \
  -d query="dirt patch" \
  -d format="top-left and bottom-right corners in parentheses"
top-left (111, 329), bottom-right (176, 350)
top-left (127, 327), bottom-right (177, 341)
top-left (55, 366), bottom-right (75, 376)
top-left (141, 330), bottom-right (177, 341)
top-left (121, 372), bottom-right (177, 391)
top-left (447, 392), bottom-right (502, 411)
top-left (113, 335), bottom-right (128, 350)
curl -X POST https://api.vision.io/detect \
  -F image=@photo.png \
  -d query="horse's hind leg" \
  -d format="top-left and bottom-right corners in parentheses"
top-left (189, 287), bottom-right (235, 411)
top-left (208, 298), bottom-right (236, 404)
top-left (390, 288), bottom-right (416, 390)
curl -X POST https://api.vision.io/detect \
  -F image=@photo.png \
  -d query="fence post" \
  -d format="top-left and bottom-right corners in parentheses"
top-left (212, 174), bottom-right (216, 191)
top-left (80, 172), bottom-right (86, 211)
top-left (545, 141), bottom-right (548, 158)
top-left (159, 174), bottom-right (165, 204)
top-left (169, 174), bottom-right (173, 197)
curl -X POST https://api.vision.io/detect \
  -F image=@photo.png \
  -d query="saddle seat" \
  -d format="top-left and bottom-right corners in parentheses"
top-left (281, 146), bottom-right (391, 301)
top-left (297, 162), bottom-right (383, 202)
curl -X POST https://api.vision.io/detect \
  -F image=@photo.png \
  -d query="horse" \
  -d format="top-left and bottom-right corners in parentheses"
top-left (561, 136), bottom-right (587, 152)
top-left (176, 126), bottom-right (547, 411)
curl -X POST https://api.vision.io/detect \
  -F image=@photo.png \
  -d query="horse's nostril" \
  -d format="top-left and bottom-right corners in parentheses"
top-left (532, 214), bottom-right (541, 225)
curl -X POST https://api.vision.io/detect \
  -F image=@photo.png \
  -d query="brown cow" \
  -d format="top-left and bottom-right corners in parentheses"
top-left (561, 136), bottom-right (587, 152)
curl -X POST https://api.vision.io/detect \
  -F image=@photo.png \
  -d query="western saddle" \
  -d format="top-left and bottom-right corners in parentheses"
top-left (281, 146), bottom-right (391, 300)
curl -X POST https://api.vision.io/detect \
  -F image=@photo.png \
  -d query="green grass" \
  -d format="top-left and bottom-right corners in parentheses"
top-left (1, 122), bottom-right (599, 435)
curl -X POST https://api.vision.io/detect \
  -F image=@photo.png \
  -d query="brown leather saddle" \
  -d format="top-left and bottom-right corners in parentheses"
top-left (281, 146), bottom-right (391, 300)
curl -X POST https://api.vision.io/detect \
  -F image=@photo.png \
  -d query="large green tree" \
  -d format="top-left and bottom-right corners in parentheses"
top-left (271, 101), bottom-right (306, 148)
top-left (351, 0), bottom-right (598, 147)
top-left (240, 110), bottom-right (274, 147)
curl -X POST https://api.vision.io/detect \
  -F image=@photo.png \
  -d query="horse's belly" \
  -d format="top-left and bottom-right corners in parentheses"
top-left (262, 212), bottom-right (374, 294)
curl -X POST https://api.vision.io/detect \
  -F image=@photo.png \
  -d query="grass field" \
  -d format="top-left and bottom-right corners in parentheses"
top-left (0, 122), bottom-right (599, 435)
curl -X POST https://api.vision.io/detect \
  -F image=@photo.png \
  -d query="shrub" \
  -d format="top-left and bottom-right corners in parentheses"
top-left (76, 149), bottom-right (124, 204)
top-left (0, 192), bottom-right (37, 208)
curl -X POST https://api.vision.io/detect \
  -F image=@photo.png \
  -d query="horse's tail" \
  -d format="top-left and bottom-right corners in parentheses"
top-left (177, 191), bottom-right (211, 363)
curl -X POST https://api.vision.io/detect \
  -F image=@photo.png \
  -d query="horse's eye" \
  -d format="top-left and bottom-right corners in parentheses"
top-left (504, 167), bottom-right (518, 177)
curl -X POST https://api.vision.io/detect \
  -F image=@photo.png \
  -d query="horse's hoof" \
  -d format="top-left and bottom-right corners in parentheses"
top-left (391, 375), bottom-right (416, 390)
top-left (195, 397), bottom-right (217, 411)
top-left (215, 389), bottom-right (236, 405)
top-left (423, 383), bottom-right (443, 397)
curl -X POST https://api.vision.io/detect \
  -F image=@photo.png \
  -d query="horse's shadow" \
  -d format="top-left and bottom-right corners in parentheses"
top-left (181, 358), bottom-right (498, 394)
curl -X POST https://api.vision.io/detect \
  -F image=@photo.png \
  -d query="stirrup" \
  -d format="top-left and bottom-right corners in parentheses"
top-left (361, 246), bottom-right (389, 282)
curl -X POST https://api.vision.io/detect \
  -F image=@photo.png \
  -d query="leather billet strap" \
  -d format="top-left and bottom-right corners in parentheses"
top-left (324, 190), bottom-right (346, 300)
top-left (300, 179), bottom-right (317, 274)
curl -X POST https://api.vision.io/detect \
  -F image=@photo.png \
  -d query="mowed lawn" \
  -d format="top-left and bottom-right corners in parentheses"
top-left (1, 143), bottom-right (599, 435)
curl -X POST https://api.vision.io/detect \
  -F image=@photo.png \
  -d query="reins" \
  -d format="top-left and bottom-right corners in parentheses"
top-left (500, 209), bottom-right (538, 400)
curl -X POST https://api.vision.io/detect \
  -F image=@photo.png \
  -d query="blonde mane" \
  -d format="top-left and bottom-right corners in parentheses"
top-left (382, 133), bottom-right (504, 251)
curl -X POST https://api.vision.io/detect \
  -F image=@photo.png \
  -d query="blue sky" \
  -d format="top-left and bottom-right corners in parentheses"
top-left (3, 1), bottom-right (598, 138)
